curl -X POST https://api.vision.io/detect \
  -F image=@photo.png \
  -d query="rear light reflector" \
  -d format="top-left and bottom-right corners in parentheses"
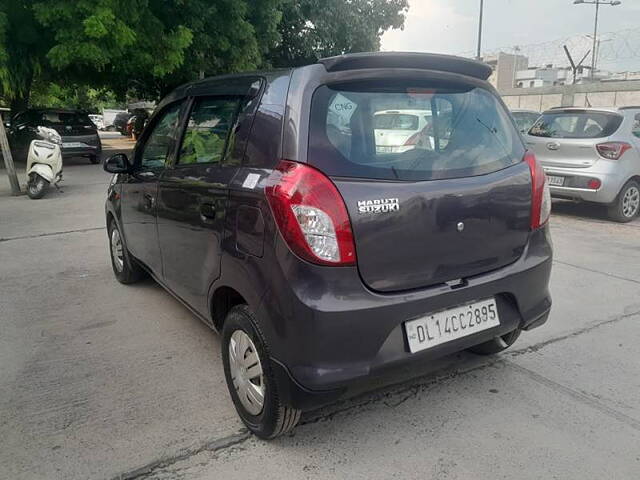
top-left (587, 178), bottom-right (601, 190)
top-left (524, 151), bottom-right (551, 229)
top-left (596, 142), bottom-right (631, 160)
top-left (265, 160), bottom-right (356, 266)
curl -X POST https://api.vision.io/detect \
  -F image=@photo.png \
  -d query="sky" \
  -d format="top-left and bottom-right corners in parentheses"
top-left (381, 0), bottom-right (640, 72)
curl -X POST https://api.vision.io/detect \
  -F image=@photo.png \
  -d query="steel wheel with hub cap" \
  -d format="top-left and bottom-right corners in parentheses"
top-left (107, 219), bottom-right (146, 284)
top-left (222, 305), bottom-right (301, 439)
top-left (609, 180), bottom-right (640, 223)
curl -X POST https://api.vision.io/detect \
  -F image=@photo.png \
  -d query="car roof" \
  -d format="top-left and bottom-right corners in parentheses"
top-left (545, 106), bottom-right (621, 114)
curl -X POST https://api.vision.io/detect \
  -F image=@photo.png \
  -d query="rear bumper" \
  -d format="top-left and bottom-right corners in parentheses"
top-left (61, 137), bottom-right (102, 158)
top-left (544, 165), bottom-right (624, 204)
top-left (258, 226), bottom-right (553, 410)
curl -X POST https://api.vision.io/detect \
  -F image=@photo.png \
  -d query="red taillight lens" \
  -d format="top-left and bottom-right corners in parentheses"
top-left (525, 151), bottom-right (551, 230)
top-left (596, 141), bottom-right (631, 160)
top-left (265, 160), bottom-right (356, 266)
top-left (404, 132), bottom-right (419, 146)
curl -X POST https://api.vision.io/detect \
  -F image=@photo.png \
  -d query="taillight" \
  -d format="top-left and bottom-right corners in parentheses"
top-left (524, 151), bottom-right (551, 230)
top-left (265, 160), bottom-right (356, 266)
top-left (596, 141), bottom-right (631, 160)
top-left (404, 132), bottom-right (419, 146)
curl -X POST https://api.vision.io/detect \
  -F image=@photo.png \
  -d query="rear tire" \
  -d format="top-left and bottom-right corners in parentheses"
top-left (608, 180), bottom-right (640, 223)
top-left (468, 328), bottom-right (521, 355)
top-left (222, 305), bottom-right (301, 439)
top-left (26, 174), bottom-right (49, 199)
top-left (107, 219), bottom-right (146, 284)
top-left (89, 155), bottom-right (100, 164)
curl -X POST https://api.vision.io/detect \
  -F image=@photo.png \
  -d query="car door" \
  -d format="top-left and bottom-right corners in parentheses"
top-left (120, 101), bottom-right (184, 275)
top-left (156, 96), bottom-right (242, 316)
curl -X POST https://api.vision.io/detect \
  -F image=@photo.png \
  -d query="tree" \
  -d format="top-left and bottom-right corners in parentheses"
top-left (0, 0), bottom-right (408, 111)
top-left (268, 0), bottom-right (408, 67)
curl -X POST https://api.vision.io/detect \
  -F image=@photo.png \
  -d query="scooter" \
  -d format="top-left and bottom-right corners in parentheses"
top-left (25, 126), bottom-right (63, 199)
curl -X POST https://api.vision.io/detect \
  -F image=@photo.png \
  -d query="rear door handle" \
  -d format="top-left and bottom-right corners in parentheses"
top-left (200, 203), bottom-right (216, 219)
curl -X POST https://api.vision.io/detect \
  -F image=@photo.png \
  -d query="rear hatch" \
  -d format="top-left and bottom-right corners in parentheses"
top-left (308, 78), bottom-right (531, 292)
top-left (525, 109), bottom-right (623, 168)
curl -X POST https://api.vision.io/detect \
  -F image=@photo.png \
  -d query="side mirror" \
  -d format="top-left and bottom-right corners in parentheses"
top-left (103, 153), bottom-right (132, 174)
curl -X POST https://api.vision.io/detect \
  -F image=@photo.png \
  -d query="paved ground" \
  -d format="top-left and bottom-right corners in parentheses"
top-left (1, 139), bottom-right (639, 479)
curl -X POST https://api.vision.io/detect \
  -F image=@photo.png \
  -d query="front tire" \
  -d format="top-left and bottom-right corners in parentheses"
top-left (468, 328), bottom-right (521, 355)
top-left (222, 305), bottom-right (301, 439)
top-left (608, 180), bottom-right (640, 223)
top-left (26, 174), bottom-right (49, 199)
top-left (107, 219), bottom-right (146, 284)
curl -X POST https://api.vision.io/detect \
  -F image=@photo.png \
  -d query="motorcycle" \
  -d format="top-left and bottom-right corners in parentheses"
top-left (25, 126), bottom-right (63, 199)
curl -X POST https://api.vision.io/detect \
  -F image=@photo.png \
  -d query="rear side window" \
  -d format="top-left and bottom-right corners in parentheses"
top-left (632, 113), bottom-right (640, 139)
top-left (529, 111), bottom-right (623, 139)
top-left (308, 83), bottom-right (523, 181)
top-left (178, 97), bottom-right (239, 165)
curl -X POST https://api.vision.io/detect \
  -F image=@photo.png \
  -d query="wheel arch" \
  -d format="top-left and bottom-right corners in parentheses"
top-left (209, 285), bottom-right (249, 332)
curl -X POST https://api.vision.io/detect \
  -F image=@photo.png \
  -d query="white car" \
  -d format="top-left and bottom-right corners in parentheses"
top-left (89, 114), bottom-right (105, 130)
top-left (374, 109), bottom-right (432, 153)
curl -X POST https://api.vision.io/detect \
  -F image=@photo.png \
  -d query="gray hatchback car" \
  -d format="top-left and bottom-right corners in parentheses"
top-left (104, 52), bottom-right (553, 438)
top-left (526, 106), bottom-right (640, 222)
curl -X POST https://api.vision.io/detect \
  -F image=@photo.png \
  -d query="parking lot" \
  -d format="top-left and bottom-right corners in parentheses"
top-left (1, 136), bottom-right (639, 479)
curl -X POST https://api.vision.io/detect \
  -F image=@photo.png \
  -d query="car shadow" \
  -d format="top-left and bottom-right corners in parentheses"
top-left (550, 199), bottom-right (611, 222)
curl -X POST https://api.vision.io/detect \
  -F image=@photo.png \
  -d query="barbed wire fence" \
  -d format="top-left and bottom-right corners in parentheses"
top-left (459, 27), bottom-right (640, 72)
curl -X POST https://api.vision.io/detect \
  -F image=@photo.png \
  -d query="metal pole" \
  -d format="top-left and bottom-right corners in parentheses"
top-left (591, 0), bottom-right (600, 79)
top-left (0, 113), bottom-right (21, 195)
top-left (476, 0), bottom-right (484, 60)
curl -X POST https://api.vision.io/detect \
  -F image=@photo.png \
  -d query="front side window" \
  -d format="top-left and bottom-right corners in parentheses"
top-left (309, 82), bottom-right (523, 181)
top-left (529, 111), bottom-right (623, 139)
top-left (178, 97), bottom-right (239, 165)
top-left (139, 103), bottom-right (182, 169)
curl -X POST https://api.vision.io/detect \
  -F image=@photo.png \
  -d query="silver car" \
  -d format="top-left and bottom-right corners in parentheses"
top-left (526, 107), bottom-right (640, 222)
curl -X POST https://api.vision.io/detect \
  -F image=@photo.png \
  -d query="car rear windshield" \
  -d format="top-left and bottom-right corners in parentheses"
top-left (529, 111), bottom-right (622, 138)
top-left (40, 112), bottom-right (93, 126)
top-left (308, 81), bottom-right (524, 181)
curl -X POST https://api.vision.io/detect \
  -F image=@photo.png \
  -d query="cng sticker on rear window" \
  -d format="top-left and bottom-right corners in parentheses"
top-left (328, 93), bottom-right (357, 129)
top-left (357, 198), bottom-right (400, 214)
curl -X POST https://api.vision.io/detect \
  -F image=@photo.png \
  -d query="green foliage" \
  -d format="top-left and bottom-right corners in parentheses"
top-left (269, 0), bottom-right (408, 67)
top-left (30, 81), bottom-right (122, 111)
top-left (0, 0), bottom-right (408, 111)
top-left (179, 129), bottom-right (226, 165)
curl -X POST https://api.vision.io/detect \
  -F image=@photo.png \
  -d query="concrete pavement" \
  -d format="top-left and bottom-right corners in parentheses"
top-left (1, 140), bottom-right (639, 479)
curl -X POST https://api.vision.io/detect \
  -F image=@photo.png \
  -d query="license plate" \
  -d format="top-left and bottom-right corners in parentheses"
top-left (546, 175), bottom-right (564, 186)
top-left (404, 298), bottom-right (500, 353)
top-left (376, 146), bottom-right (394, 153)
top-left (62, 142), bottom-right (84, 148)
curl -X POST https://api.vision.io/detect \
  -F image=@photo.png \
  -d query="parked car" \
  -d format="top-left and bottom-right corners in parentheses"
top-left (8, 108), bottom-right (102, 164)
top-left (103, 52), bottom-right (553, 439)
top-left (373, 109), bottom-right (432, 153)
top-left (511, 109), bottom-right (540, 134)
top-left (113, 111), bottom-right (132, 135)
top-left (526, 106), bottom-right (640, 222)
